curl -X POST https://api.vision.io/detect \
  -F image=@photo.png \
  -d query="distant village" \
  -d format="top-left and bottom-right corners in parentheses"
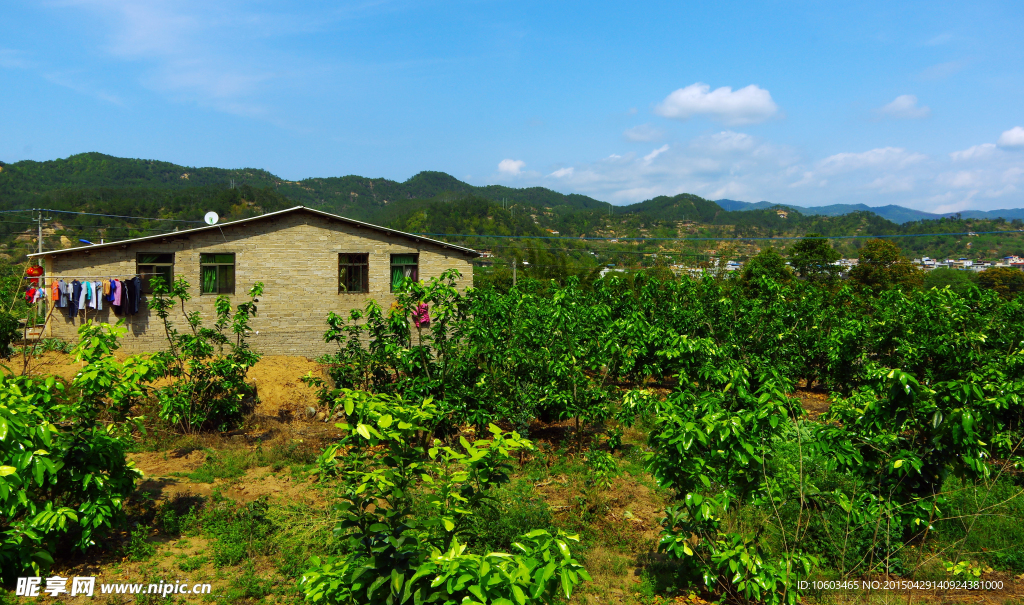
top-left (475, 250), bottom-right (1024, 279)
top-left (597, 255), bottom-right (1024, 278)
top-left (683, 255), bottom-right (1024, 277)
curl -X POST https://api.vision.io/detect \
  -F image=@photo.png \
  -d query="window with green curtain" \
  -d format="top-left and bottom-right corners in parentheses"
top-left (199, 253), bottom-right (235, 294)
top-left (390, 254), bottom-right (418, 292)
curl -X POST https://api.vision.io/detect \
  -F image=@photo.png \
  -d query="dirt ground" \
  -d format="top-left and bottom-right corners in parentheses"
top-left (14, 351), bottom-right (328, 418)
top-left (794, 386), bottom-right (833, 419)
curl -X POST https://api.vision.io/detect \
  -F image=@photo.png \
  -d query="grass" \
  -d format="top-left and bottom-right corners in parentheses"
top-left (168, 439), bottom-right (320, 483)
top-left (934, 475), bottom-right (1024, 573)
top-left (6, 401), bottom-right (1022, 605)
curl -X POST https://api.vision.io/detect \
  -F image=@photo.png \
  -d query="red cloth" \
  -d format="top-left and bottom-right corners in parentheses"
top-left (25, 287), bottom-right (35, 302)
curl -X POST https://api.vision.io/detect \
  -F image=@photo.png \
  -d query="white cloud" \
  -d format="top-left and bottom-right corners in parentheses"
top-left (691, 131), bottom-right (757, 153)
top-left (950, 144), bottom-right (996, 161)
top-left (43, 71), bottom-right (124, 105)
top-left (867, 175), bottom-right (915, 192)
top-left (919, 60), bottom-right (967, 80)
top-left (998, 126), bottom-right (1024, 149)
top-left (498, 159), bottom-right (526, 176)
top-left (877, 95), bottom-right (930, 119)
top-left (937, 170), bottom-right (981, 189)
top-left (0, 49), bottom-right (34, 69)
top-left (643, 144), bottom-right (669, 162)
top-left (923, 33), bottom-right (953, 46)
top-left (654, 82), bottom-right (779, 125)
top-left (509, 119), bottom-right (1024, 213)
top-left (54, 0), bottom-right (334, 121)
top-left (623, 123), bottom-right (663, 142)
top-left (818, 147), bottom-right (926, 174)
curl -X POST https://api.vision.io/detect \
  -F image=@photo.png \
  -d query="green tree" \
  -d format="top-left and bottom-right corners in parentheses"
top-left (924, 267), bottom-right (978, 295)
top-left (848, 239), bottom-right (922, 291)
top-left (788, 233), bottom-right (841, 283)
top-left (977, 266), bottom-right (1024, 299)
top-left (741, 246), bottom-right (791, 288)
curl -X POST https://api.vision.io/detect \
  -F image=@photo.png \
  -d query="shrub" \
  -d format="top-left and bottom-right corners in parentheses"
top-left (300, 389), bottom-right (590, 604)
top-left (0, 310), bottom-right (19, 359)
top-left (0, 322), bottom-right (155, 580)
top-left (149, 277), bottom-right (263, 432)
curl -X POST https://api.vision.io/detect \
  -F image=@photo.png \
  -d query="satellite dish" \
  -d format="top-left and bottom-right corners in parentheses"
top-left (204, 212), bottom-right (219, 225)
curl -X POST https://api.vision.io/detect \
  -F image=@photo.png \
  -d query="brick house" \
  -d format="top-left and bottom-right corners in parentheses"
top-left (29, 206), bottom-right (478, 356)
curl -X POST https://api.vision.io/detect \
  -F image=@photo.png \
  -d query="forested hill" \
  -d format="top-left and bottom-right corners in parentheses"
top-left (2, 152), bottom-right (1024, 263)
top-left (0, 153), bottom-right (610, 220)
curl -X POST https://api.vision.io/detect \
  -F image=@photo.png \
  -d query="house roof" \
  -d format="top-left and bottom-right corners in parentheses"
top-left (28, 206), bottom-right (480, 258)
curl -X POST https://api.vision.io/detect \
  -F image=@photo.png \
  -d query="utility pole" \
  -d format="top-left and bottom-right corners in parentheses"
top-left (512, 256), bottom-right (517, 287)
top-left (35, 209), bottom-right (44, 331)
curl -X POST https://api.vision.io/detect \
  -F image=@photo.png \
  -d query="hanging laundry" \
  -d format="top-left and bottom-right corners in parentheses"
top-left (112, 280), bottom-right (123, 307)
top-left (102, 280), bottom-right (111, 297)
top-left (32, 288), bottom-right (44, 304)
top-left (122, 280), bottom-right (134, 316)
top-left (25, 287), bottom-right (35, 303)
top-left (93, 282), bottom-right (103, 311)
top-left (57, 281), bottom-right (68, 309)
top-left (132, 276), bottom-right (143, 314)
top-left (51, 281), bottom-right (60, 302)
top-left (124, 277), bottom-right (142, 315)
top-left (69, 281), bottom-right (82, 316)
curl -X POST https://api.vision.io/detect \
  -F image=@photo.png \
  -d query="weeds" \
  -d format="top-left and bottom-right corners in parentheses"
top-left (177, 440), bottom-right (320, 483)
top-left (126, 527), bottom-right (156, 562)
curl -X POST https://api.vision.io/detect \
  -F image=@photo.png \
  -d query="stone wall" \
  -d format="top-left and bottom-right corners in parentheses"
top-left (40, 211), bottom-right (474, 356)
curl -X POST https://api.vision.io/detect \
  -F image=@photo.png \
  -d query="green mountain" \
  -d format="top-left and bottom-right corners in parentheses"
top-left (2, 152), bottom-right (1023, 266)
top-left (717, 198), bottom-right (1024, 225)
top-left (0, 153), bottom-right (610, 222)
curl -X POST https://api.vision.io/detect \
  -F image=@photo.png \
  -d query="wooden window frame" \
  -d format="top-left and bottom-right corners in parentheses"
top-left (199, 253), bottom-right (236, 295)
top-left (137, 252), bottom-right (174, 294)
top-left (390, 253), bottom-right (419, 292)
top-left (338, 253), bottom-right (370, 294)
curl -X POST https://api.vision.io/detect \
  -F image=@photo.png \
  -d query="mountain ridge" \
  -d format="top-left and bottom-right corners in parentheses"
top-left (716, 198), bottom-right (1024, 224)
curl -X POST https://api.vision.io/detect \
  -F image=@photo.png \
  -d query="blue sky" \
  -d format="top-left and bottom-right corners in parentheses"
top-left (2, 0), bottom-right (1024, 212)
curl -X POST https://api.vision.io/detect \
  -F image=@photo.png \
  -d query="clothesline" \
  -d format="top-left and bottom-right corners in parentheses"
top-left (39, 274), bottom-right (141, 279)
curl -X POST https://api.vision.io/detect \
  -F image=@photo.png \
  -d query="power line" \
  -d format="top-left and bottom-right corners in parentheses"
top-left (0, 207), bottom-right (204, 223)
top-left (44, 209), bottom-right (205, 223)
top-left (0, 222), bottom-right (195, 233)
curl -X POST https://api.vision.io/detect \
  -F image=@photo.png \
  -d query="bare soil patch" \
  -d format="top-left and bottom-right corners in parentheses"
top-left (795, 386), bottom-right (833, 419)
top-left (13, 351), bottom-right (329, 420)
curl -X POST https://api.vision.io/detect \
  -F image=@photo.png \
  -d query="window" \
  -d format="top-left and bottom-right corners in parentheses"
top-left (338, 254), bottom-right (369, 293)
top-left (390, 254), bottom-right (418, 292)
top-left (200, 253), bottom-right (235, 295)
top-left (137, 253), bottom-right (174, 293)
